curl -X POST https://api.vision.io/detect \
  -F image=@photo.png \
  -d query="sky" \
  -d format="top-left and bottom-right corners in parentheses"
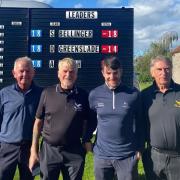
top-left (33, 0), bottom-right (180, 56)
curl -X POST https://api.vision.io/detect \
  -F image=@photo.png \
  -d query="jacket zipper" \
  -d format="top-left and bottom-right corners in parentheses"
top-left (113, 90), bottom-right (115, 110)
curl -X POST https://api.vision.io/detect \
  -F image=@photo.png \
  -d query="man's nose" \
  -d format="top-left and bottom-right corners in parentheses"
top-left (66, 71), bottom-right (70, 76)
top-left (161, 69), bottom-right (168, 75)
top-left (22, 71), bottom-right (27, 76)
top-left (110, 73), bottom-right (114, 79)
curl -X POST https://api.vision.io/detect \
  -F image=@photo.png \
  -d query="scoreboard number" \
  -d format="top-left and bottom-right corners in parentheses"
top-left (31, 45), bottom-right (42, 53)
top-left (31, 30), bottom-right (42, 37)
top-left (101, 30), bottom-right (118, 38)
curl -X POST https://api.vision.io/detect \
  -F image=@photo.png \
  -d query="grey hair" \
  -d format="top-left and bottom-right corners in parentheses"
top-left (14, 56), bottom-right (34, 70)
top-left (150, 55), bottom-right (172, 69)
top-left (58, 57), bottom-right (78, 73)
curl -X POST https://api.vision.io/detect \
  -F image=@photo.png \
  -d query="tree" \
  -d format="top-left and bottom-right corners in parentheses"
top-left (160, 31), bottom-right (178, 51)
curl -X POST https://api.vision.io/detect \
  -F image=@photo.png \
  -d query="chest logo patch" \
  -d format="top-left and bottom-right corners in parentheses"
top-left (74, 103), bottom-right (83, 111)
top-left (122, 101), bottom-right (130, 108)
top-left (174, 100), bottom-right (180, 108)
top-left (97, 102), bottom-right (104, 108)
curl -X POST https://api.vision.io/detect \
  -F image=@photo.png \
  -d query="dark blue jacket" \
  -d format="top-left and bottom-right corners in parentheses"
top-left (89, 83), bottom-right (144, 159)
top-left (0, 82), bottom-right (42, 143)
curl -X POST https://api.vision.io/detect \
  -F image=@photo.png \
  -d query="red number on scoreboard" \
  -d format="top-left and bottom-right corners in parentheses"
top-left (101, 30), bottom-right (118, 38)
top-left (101, 45), bottom-right (118, 53)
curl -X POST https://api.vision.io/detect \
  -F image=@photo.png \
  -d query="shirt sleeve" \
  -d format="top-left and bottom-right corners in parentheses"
top-left (35, 89), bottom-right (46, 120)
top-left (82, 91), bottom-right (97, 143)
top-left (134, 91), bottom-right (145, 153)
top-left (141, 90), bottom-right (151, 146)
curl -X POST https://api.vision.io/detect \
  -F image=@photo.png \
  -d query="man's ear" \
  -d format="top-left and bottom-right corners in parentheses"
top-left (12, 69), bottom-right (15, 78)
top-left (101, 69), bottom-right (103, 75)
top-left (150, 68), bottom-right (154, 78)
top-left (101, 69), bottom-right (104, 77)
top-left (57, 70), bottom-right (60, 79)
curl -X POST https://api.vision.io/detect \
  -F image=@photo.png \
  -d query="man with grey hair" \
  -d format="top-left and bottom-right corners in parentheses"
top-left (142, 55), bottom-right (180, 180)
top-left (29, 57), bottom-right (92, 180)
top-left (0, 56), bottom-right (42, 180)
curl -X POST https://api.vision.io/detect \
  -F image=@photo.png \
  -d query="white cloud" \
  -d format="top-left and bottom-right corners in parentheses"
top-left (133, 4), bottom-right (154, 17)
top-left (74, 3), bottom-right (83, 8)
top-left (171, 4), bottom-right (180, 17)
top-left (131, 0), bottom-right (180, 53)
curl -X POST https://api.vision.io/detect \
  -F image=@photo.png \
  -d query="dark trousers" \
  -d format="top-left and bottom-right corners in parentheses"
top-left (142, 147), bottom-right (180, 180)
top-left (39, 141), bottom-right (86, 180)
top-left (94, 155), bottom-right (138, 180)
top-left (0, 142), bottom-right (33, 180)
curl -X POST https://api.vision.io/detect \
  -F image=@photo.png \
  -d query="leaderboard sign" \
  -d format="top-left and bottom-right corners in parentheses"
top-left (0, 8), bottom-right (133, 91)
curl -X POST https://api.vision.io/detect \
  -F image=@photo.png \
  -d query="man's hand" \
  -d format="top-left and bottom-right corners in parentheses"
top-left (29, 118), bottom-right (42, 172)
top-left (83, 142), bottom-right (93, 152)
top-left (136, 151), bottom-right (142, 160)
top-left (29, 150), bottom-right (39, 172)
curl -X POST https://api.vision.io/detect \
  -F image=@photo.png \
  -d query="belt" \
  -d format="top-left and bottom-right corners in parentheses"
top-left (152, 147), bottom-right (180, 155)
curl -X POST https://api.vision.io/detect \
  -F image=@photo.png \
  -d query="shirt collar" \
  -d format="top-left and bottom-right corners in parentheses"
top-left (14, 81), bottom-right (35, 93)
top-left (104, 82), bottom-right (124, 92)
top-left (152, 79), bottom-right (175, 93)
top-left (55, 84), bottom-right (78, 94)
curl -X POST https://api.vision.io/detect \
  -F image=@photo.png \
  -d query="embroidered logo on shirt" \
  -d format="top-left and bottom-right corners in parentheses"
top-left (97, 102), bottom-right (104, 107)
top-left (122, 101), bottom-right (130, 108)
top-left (74, 103), bottom-right (83, 111)
top-left (174, 100), bottom-right (180, 108)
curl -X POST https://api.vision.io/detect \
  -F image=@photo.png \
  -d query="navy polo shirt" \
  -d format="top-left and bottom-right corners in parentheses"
top-left (89, 83), bottom-right (144, 159)
top-left (0, 83), bottom-right (42, 143)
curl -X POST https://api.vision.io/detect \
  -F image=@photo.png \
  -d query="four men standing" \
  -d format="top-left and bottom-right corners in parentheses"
top-left (0, 54), bottom-right (179, 180)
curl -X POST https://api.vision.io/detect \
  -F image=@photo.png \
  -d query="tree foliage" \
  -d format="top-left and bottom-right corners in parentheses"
top-left (135, 31), bottom-right (178, 83)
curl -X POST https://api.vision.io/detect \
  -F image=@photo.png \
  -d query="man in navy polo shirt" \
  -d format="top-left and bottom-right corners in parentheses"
top-left (89, 56), bottom-right (144, 180)
top-left (0, 56), bottom-right (42, 180)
